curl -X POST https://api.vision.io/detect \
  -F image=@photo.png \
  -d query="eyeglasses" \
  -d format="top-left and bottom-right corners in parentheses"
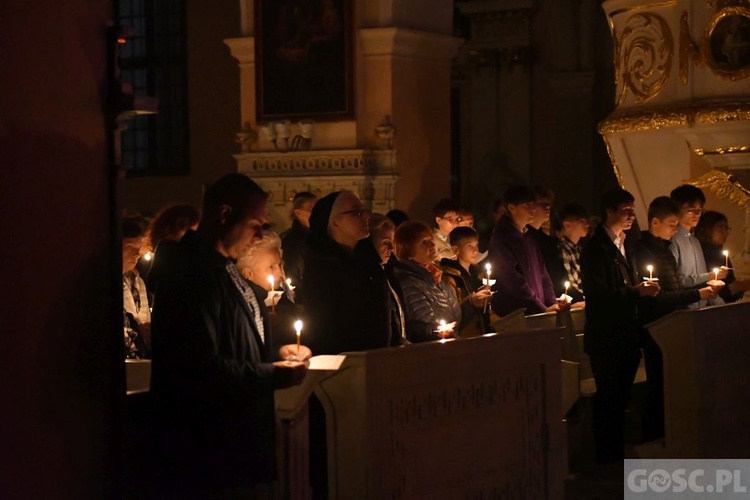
top-left (441, 216), bottom-right (463, 224)
top-left (684, 207), bottom-right (705, 216)
top-left (338, 207), bottom-right (369, 217)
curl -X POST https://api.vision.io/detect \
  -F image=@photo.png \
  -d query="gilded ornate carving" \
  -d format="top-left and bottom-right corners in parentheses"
top-left (686, 169), bottom-right (750, 207)
top-left (679, 11), bottom-right (705, 85)
top-left (602, 137), bottom-right (626, 188)
top-left (695, 145), bottom-right (750, 155)
top-left (599, 102), bottom-right (750, 134)
top-left (615, 13), bottom-right (674, 105)
top-left (702, 6), bottom-right (750, 81)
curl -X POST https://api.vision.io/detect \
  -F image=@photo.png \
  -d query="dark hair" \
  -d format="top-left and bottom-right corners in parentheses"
top-left (503, 185), bottom-right (536, 206)
top-left (292, 191), bottom-right (317, 212)
top-left (492, 198), bottom-right (505, 213)
top-left (122, 215), bottom-right (150, 239)
top-left (694, 210), bottom-right (728, 243)
top-left (202, 173), bottom-right (267, 224)
top-left (553, 203), bottom-right (589, 233)
top-left (385, 209), bottom-right (409, 227)
top-left (449, 226), bottom-right (478, 246)
top-left (600, 187), bottom-right (635, 217)
top-left (394, 221), bottom-right (432, 260)
top-left (148, 204), bottom-right (200, 248)
top-left (431, 198), bottom-right (460, 219)
top-left (647, 196), bottom-right (680, 222)
top-left (457, 205), bottom-right (474, 218)
top-left (670, 184), bottom-right (706, 207)
top-left (533, 185), bottom-right (555, 202)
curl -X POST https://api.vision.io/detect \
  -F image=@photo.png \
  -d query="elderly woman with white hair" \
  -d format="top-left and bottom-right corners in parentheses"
top-left (236, 233), bottom-right (303, 351)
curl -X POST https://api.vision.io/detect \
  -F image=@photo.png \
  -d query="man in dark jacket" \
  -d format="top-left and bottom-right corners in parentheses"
top-left (580, 188), bottom-right (660, 465)
top-left (150, 173), bottom-right (307, 498)
top-left (631, 196), bottom-right (716, 440)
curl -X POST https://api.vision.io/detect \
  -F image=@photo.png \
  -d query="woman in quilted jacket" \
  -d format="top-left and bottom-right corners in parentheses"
top-left (393, 221), bottom-right (462, 343)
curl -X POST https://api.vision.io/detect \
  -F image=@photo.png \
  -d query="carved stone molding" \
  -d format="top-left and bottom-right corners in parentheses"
top-left (235, 149), bottom-right (397, 178)
top-left (457, 0), bottom-right (535, 68)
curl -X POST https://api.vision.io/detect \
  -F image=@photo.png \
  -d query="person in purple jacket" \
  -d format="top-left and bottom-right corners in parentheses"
top-left (489, 185), bottom-right (565, 316)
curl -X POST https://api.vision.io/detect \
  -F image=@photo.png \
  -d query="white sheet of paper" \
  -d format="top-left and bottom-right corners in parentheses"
top-left (307, 355), bottom-right (346, 371)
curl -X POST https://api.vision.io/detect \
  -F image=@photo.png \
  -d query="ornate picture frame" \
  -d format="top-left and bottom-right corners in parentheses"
top-left (702, 6), bottom-right (750, 81)
top-left (254, 0), bottom-right (354, 121)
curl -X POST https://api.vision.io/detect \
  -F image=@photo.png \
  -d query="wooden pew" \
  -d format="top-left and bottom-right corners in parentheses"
top-left (647, 301), bottom-right (750, 458)
top-left (275, 330), bottom-right (566, 499)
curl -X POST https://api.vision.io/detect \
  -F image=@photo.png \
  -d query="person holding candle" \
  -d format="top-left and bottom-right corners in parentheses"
top-left (488, 185), bottom-right (562, 316)
top-left (580, 188), bottom-right (660, 466)
top-left (547, 203), bottom-right (590, 305)
top-left (393, 221), bottom-right (463, 342)
top-left (302, 190), bottom-right (393, 354)
top-left (150, 173), bottom-right (308, 498)
top-left (439, 226), bottom-right (494, 337)
top-left (122, 215), bottom-right (153, 358)
top-left (632, 196), bottom-right (717, 441)
top-left (669, 185), bottom-right (727, 308)
top-left (236, 235), bottom-right (301, 350)
top-left (301, 191), bottom-right (393, 499)
top-left (696, 210), bottom-right (749, 303)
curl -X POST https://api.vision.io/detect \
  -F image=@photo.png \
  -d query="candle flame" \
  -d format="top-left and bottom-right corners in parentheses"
top-left (267, 275), bottom-right (275, 285)
top-left (485, 263), bottom-right (491, 272)
top-left (286, 278), bottom-right (292, 286)
top-left (647, 265), bottom-right (653, 273)
top-left (723, 250), bottom-right (729, 257)
top-left (439, 319), bottom-right (446, 327)
top-left (564, 281), bottom-right (570, 289)
top-left (294, 319), bottom-right (303, 333)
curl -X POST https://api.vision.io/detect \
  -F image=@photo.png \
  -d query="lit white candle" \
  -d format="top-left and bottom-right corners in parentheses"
top-left (723, 250), bottom-right (729, 268)
top-left (267, 275), bottom-right (275, 292)
top-left (485, 263), bottom-right (492, 281)
top-left (564, 281), bottom-right (570, 296)
top-left (286, 277), bottom-right (293, 288)
top-left (294, 319), bottom-right (303, 356)
top-left (713, 267), bottom-right (719, 281)
top-left (647, 265), bottom-right (653, 281)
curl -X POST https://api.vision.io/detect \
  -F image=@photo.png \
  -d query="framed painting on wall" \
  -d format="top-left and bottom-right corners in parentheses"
top-left (703, 6), bottom-right (750, 81)
top-left (254, 0), bottom-right (354, 121)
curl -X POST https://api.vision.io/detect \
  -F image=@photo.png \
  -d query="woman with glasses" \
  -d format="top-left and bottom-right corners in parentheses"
top-left (695, 210), bottom-right (749, 303)
top-left (301, 190), bottom-right (393, 355)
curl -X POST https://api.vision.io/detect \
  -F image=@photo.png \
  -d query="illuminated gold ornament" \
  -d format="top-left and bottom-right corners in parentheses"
top-left (686, 169), bottom-right (750, 208)
top-left (615, 12), bottom-right (674, 105)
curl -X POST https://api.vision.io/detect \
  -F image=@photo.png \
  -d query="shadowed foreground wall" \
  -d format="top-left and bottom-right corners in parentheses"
top-left (0, 2), bottom-right (120, 498)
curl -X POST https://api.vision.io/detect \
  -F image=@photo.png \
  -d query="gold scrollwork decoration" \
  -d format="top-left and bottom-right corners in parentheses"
top-left (702, 6), bottom-right (750, 81)
top-left (686, 169), bottom-right (750, 207)
top-left (616, 13), bottom-right (674, 105)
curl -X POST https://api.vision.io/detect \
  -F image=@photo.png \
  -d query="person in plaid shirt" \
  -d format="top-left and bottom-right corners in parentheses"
top-left (551, 203), bottom-right (590, 305)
